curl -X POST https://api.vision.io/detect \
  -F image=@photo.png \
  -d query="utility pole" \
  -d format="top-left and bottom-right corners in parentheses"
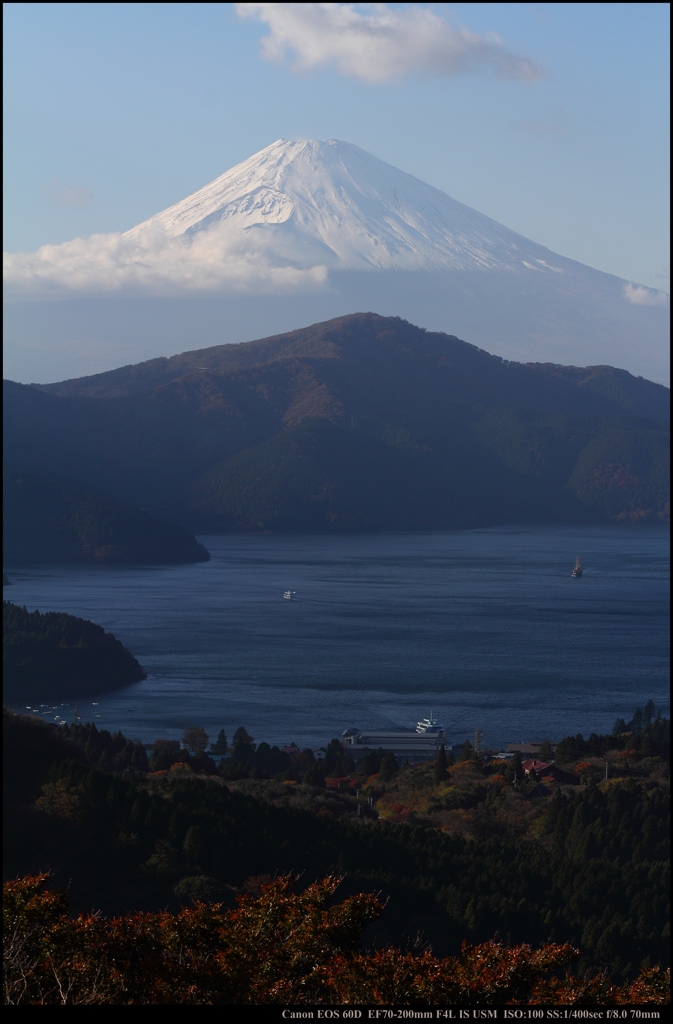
top-left (475, 727), bottom-right (482, 757)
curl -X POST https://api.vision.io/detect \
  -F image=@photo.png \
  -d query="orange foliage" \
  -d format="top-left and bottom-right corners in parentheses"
top-left (3, 874), bottom-right (670, 1006)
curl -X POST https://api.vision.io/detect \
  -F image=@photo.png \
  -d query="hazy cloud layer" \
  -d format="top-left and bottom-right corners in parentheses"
top-left (3, 225), bottom-right (328, 298)
top-left (41, 180), bottom-right (94, 208)
top-left (623, 282), bottom-right (669, 306)
top-left (236, 3), bottom-right (545, 83)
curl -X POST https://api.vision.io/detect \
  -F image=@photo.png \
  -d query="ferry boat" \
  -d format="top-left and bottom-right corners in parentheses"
top-left (571, 557), bottom-right (583, 578)
top-left (416, 713), bottom-right (445, 735)
top-left (283, 591), bottom-right (297, 600)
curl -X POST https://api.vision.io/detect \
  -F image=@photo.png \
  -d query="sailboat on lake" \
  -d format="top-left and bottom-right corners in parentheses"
top-left (571, 557), bottom-right (583, 578)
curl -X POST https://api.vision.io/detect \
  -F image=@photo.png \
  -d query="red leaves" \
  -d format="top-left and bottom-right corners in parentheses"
top-left (3, 874), bottom-right (670, 1005)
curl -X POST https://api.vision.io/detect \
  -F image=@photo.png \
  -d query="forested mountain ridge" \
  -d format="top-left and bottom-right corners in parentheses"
top-left (3, 464), bottom-right (210, 565)
top-left (3, 602), bottom-right (146, 701)
top-left (4, 314), bottom-right (669, 532)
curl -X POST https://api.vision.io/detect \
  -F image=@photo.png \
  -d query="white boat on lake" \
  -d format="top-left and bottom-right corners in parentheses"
top-left (416, 712), bottom-right (445, 735)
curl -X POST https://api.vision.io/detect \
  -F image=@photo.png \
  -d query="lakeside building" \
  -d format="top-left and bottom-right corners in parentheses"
top-left (507, 741), bottom-right (558, 757)
top-left (342, 727), bottom-right (446, 764)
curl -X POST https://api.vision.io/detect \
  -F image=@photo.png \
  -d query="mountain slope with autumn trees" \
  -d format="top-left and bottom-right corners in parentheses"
top-left (3, 706), bottom-right (668, 994)
top-left (4, 314), bottom-right (669, 537)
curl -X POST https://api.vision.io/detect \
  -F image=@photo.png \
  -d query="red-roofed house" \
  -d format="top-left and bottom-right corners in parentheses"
top-left (523, 759), bottom-right (578, 785)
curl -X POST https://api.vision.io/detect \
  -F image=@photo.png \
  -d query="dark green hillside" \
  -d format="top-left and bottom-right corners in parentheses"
top-left (3, 314), bottom-right (669, 532)
top-left (3, 465), bottom-right (210, 565)
top-left (568, 420), bottom-right (670, 521)
top-left (189, 416), bottom-right (595, 532)
top-left (3, 602), bottom-right (146, 701)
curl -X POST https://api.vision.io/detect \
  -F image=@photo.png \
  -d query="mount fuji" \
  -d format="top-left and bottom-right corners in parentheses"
top-left (3, 139), bottom-right (669, 384)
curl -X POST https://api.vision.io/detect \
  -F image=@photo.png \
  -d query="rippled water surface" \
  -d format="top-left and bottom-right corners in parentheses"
top-left (6, 525), bottom-right (669, 750)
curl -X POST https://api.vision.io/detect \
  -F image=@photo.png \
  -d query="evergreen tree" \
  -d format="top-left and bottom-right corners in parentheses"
top-left (323, 738), bottom-right (344, 776)
top-left (379, 752), bottom-right (398, 782)
top-left (130, 743), bottom-right (148, 773)
top-left (211, 729), bottom-right (228, 755)
top-left (538, 740), bottom-right (554, 761)
top-left (434, 744), bottom-right (449, 784)
top-left (459, 739), bottom-right (474, 762)
top-left (629, 708), bottom-right (644, 735)
top-left (303, 761), bottom-right (326, 788)
top-left (507, 750), bottom-right (524, 785)
top-left (231, 727), bottom-right (255, 765)
top-left (149, 739), bottom-right (181, 772)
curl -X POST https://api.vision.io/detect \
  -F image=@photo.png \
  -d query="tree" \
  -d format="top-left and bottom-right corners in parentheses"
top-left (379, 752), bottom-right (398, 782)
top-left (629, 708), bottom-right (644, 735)
top-left (459, 739), bottom-right (474, 762)
top-left (360, 750), bottom-right (380, 777)
top-left (644, 700), bottom-right (656, 726)
top-left (148, 739), bottom-right (181, 772)
top-left (210, 730), bottom-right (228, 756)
top-left (434, 744), bottom-right (449, 784)
top-left (322, 739), bottom-right (343, 775)
top-left (182, 727), bottom-right (209, 757)
top-left (4, 873), bottom-right (669, 1006)
top-left (538, 740), bottom-right (554, 761)
top-left (302, 762), bottom-right (326, 788)
top-left (230, 727), bottom-right (255, 766)
top-left (507, 751), bottom-right (524, 785)
top-left (130, 743), bottom-right (149, 772)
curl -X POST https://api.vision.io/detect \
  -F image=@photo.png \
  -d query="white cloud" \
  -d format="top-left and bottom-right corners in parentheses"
top-left (3, 224), bottom-right (329, 299)
top-left (236, 3), bottom-right (545, 83)
top-left (41, 180), bottom-right (94, 208)
top-left (623, 282), bottom-right (669, 307)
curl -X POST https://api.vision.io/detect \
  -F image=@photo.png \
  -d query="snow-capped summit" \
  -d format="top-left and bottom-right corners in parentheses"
top-left (125, 137), bottom-right (564, 275)
top-left (3, 138), bottom-right (669, 385)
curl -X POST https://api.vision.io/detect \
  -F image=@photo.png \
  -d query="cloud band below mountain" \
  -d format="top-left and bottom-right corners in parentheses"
top-left (236, 3), bottom-right (546, 83)
top-left (3, 226), bottom-right (329, 298)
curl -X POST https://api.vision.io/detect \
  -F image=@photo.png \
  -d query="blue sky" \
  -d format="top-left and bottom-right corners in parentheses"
top-left (3, 2), bottom-right (670, 290)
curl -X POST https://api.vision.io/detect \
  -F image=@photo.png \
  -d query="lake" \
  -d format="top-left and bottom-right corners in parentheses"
top-left (4, 524), bottom-right (669, 751)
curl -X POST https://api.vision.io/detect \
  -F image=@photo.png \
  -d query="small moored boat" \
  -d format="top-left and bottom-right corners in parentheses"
top-left (283, 591), bottom-right (297, 600)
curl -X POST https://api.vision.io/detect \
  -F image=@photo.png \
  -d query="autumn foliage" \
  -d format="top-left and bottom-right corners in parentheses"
top-left (4, 873), bottom-right (669, 1006)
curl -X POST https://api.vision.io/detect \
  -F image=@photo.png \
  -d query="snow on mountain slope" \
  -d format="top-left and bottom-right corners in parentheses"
top-left (124, 138), bottom-right (566, 275)
top-left (3, 138), bottom-right (669, 385)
